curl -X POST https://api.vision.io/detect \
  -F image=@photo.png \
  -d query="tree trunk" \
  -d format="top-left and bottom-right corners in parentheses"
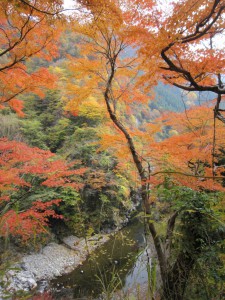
top-left (162, 253), bottom-right (195, 300)
top-left (103, 49), bottom-right (196, 300)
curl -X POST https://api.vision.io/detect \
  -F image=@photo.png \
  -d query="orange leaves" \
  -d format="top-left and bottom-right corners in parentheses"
top-left (122, 0), bottom-right (156, 30)
top-left (98, 130), bottom-right (128, 157)
top-left (75, 0), bottom-right (225, 100)
top-left (8, 99), bottom-right (25, 117)
top-left (120, 0), bottom-right (225, 94)
top-left (64, 25), bottom-right (150, 132)
top-left (69, 0), bottom-right (225, 196)
top-left (76, 0), bottom-right (123, 29)
top-left (147, 104), bottom-right (225, 191)
top-left (0, 66), bottom-right (57, 110)
top-left (0, 0), bottom-right (63, 113)
top-left (29, 68), bottom-right (57, 97)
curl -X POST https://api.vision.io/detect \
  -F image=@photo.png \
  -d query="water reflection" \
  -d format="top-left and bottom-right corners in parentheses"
top-left (48, 219), bottom-right (150, 299)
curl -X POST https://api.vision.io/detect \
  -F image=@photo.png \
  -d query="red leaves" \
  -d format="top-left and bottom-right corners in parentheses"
top-left (0, 138), bottom-right (87, 241)
top-left (0, 138), bottom-right (86, 196)
top-left (0, 199), bottom-right (62, 242)
top-left (42, 164), bottom-right (87, 190)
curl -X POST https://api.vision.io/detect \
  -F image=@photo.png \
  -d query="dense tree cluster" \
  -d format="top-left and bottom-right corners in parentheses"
top-left (0, 0), bottom-right (225, 299)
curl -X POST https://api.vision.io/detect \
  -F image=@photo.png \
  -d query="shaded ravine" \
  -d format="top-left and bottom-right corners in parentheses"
top-left (47, 218), bottom-right (154, 299)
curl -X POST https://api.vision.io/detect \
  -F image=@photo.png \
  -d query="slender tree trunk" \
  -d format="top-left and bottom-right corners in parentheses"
top-left (163, 253), bottom-right (195, 300)
top-left (104, 72), bottom-right (168, 286)
top-left (103, 51), bottom-right (196, 300)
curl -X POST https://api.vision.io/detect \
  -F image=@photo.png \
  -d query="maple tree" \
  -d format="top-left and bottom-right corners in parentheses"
top-left (0, 0), bottom-right (65, 115)
top-left (147, 104), bottom-right (225, 299)
top-left (127, 0), bottom-right (225, 123)
top-left (149, 103), bottom-right (225, 188)
top-left (64, 5), bottom-right (171, 297)
top-left (0, 0), bottom-right (224, 297)
top-left (0, 138), bottom-right (86, 242)
top-left (65, 1), bottom-right (225, 298)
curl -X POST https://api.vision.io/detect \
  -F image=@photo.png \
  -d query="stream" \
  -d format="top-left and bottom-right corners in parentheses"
top-left (45, 218), bottom-right (154, 300)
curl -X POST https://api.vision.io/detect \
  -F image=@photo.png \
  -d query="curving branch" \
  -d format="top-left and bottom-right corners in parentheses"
top-left (161, 0), bottom-right (225, 95)
top-left (19, 0), bottom-right (63, 16)
top-left (99, 30), bottom-right (168, 287)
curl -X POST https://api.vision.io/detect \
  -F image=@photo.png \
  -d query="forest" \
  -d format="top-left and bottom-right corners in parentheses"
top-left (0, 0), bottom-right (225, 299)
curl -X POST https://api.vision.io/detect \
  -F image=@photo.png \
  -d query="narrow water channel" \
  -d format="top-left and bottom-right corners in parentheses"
top-left (48, 218), bottom-right (152, 299)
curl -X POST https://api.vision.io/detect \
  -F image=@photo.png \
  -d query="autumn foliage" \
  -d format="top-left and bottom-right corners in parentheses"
top-left (148, 103), bottom-right (225, 192)
top-left (70, 0), bottom-right (225, 193)
top-left (0, 199), bottom-right (62, 242)
top-left (0, 0), bottom-right (64, 115)
top-left (63, 2), bottom-right (225, 297)
top-left (0, 0), bottom-right (225, 297)
top-left (0, 138), bottom-right (86, 241)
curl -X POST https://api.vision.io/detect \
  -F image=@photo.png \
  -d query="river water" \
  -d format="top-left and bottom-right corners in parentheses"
top-left (47, 218), bottom-right (153, 299)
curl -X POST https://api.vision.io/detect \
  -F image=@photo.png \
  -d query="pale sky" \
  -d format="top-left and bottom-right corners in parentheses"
top-left (63, 0), bottom-right (75, 10)
top-left (63, 0), bottom-right (224, 49)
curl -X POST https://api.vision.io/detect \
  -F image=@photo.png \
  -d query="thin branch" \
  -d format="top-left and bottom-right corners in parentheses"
top-left (19, 0), bottom-right (76, 16)
top-left (151, 170), bottom-right (225, 180)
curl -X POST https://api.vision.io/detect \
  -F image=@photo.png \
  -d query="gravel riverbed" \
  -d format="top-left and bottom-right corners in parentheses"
top-left (0, 234), bottom-right (110, 299)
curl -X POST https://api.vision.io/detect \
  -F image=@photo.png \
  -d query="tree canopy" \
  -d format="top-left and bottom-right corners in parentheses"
top-left (0, 0), bottom-right (225, 299)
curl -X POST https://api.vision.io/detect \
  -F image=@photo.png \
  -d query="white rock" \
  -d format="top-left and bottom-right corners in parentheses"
top-left (2, 233), bottom-right (110, 296)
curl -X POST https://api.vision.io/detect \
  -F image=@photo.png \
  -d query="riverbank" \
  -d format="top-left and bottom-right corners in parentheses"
top-left (49, 218), bottom-right (151, 300)
top-left (0, 233), bottom-right (110, 299)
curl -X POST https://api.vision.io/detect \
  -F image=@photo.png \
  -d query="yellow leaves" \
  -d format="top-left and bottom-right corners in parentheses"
top-left (50, 66), bottom-right (68, 81)
top-left (64, 80), bottom-right (104, 117)
top-left (78, 97), bottom-right (106, 121)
